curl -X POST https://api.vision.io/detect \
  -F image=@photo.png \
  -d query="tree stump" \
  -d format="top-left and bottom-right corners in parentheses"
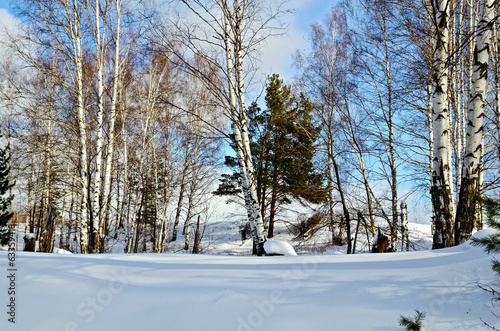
top-left (24, 234), bottom-right (35, 252)
top-left (372, 228), bottom-right (390, 253)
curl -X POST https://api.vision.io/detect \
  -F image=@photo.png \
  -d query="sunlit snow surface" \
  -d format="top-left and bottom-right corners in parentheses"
top-left (264, 240), bottom-right (298, 256)
top-left (1, 233), bottom-right (499, 331)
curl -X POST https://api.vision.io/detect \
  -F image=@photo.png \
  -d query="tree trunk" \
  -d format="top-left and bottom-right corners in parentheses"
top-left (333, 156), bottom-right (351, 254)
top-left (100, 0), bottom-right (123, 252)
top-left (431, 0), bottom-right (454, 249)
top-left (455, 0), bottom-right (494, 245)
top-left (74, 6), bottom-right (89, 254)
top-left (327, 136), bottom-right (340, 244)
top-left (223, 4), bottom-right (266, 255)
top-left (234, 0), bottom-right (267, 254)
top-left (268, 165), bottom-right (278, 238)
top-left (192, 215), bottom-right (201, 254)
top-left (91, 0), bottom-right (106, 254)
top-left (400, 200), bottom-right (409, 252)
top-left (172, 137), bottom-right (190, 242)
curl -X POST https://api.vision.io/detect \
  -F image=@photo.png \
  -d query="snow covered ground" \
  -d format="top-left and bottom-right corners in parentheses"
top-left (1, 231), bottom-right (499, 331)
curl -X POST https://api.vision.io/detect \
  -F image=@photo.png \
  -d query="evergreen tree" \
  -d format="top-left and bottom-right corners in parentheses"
top-left (0, 138), bottom-right (14, 245)
top-left (214, 74), bottom-right (326, 237)
top-left (471, 197), bottom-right (500, 275)
top-left (398, 310), bottom-right (426, 331)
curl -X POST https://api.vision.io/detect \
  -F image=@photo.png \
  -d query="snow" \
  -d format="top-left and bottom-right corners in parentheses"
top-left (470, 228), bottom-right (497, 240)
top-left (1, 236), bottom-right (499, 330)
top-left (264, 239), bottom-right (298, 256)
top-left (54, 248), bottom-right (73, 254)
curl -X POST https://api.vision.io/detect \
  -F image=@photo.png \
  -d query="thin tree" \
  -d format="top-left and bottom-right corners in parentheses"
top-left (293, 6), bottom-right (359, 243)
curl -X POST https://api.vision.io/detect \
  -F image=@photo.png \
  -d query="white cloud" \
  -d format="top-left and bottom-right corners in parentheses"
top-left (0, 8), bottom-right (17, 30)
top-left (0, 9), bottom-right (19, 58)
top-left (257, 0), bottom-right (333, 83)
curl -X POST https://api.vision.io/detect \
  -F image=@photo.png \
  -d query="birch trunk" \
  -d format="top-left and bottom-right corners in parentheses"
top-left (427, 82), bottom-right (434, 191)
top-left (39, 101), bottom-right (54, 253)
top-left (91, 0), bottom-right (106, 254)
top-left (223, 3), bottom-right (266, 255)
top-left (496, 18), bottom-right (500, 198)
top-left (171, 136), bottom-right (190, 242)
top-left (455, 0), bottom-right (494, 245)
top-left (233, 0), bottom-right (266, 254)
top-left (400, 201), bottom-right (409, 252)
top-left (99, 0), bottom-right (123, 252)
top-left (333, 156), bottom-right (351, 254)
top-left (382, 25), bottom-right (398, 251)
top-left (68, 0), bottom-right (89, 254)
top-left (327, 136), bottom-right (340, 244)
top-left (431, 0), bottom-right (454, 249)
top-left (122, 108), bottom-right (133, 253)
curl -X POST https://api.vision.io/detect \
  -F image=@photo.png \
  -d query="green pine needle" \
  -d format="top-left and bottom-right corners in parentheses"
top-left (399, 310), bottom-right (426, 331)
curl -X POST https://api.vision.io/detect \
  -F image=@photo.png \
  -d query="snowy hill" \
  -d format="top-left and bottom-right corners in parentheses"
top-left (1, 233), bottom-right (499, 331)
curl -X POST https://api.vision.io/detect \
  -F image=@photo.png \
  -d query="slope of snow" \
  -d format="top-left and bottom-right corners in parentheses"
top-left (1, 238), bottom-right (499, 330)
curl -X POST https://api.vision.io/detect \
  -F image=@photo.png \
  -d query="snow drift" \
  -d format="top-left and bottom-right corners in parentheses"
top-left (0, 237), bottom-right (499, 330)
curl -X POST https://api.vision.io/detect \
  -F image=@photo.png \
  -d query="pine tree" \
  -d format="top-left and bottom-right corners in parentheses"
top-left (215, 74), bottom-right (326, 238)
top-left (0, 138), bottom-right (14, 245)
top-left (471, 197), bottom-right (500, 275)
top-left (398, 310), bottom-right (426, 331)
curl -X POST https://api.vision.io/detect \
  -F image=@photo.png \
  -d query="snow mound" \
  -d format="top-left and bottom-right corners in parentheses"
top-left (54, 248), bottom-right (73, 254)
top-left (470, 228), bottom-right (497, 240)
top-left (24, 233), bottom-right (35, 239)
top-left (264, 239), bottom-right (297, 256)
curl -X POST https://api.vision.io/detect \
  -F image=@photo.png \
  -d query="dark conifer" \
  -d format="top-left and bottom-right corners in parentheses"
top-left (0, 138), bottom-right (14, 245)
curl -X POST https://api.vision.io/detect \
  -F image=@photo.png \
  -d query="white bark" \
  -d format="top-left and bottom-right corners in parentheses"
top-left (327, 138), bottom-right (338, 242)
top-left (427, 82), bottom-right (434, 187)
top-left (68, 0), bottom-right (89, 254)
top-left (431, 0), bottom-right (454, 249)
top-left (223, 2), bottom-right (266, 255)
top-left (400, 200), bottom-right (409, 252)
top-left (463, 0), bottom-right (493, 176)
top-left (381, 15), bottom-right (398, 251)
top-left (233, 0), bottom-right (266, 252)
top-left (92, 0), bottom-right (107, 253)
top-left (456, 0), bottom-right (494, 244)
top-left (100, 0), bottom-right (123, 250)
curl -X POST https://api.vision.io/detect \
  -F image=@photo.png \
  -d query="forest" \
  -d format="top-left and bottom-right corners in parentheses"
top-left (0, 0), bottom-right (498, 256)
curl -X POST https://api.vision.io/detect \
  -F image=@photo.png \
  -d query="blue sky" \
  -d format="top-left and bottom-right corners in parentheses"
top-left (0, 0), bottom-right (333, 80)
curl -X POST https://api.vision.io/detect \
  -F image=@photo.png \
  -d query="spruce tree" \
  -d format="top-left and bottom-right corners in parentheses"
top-left (0, 138), bottom-right (14, 245)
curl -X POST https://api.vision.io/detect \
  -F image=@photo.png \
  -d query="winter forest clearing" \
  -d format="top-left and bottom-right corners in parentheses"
top-left (1, 0), bottom-right (500, 329)
top-left (0, 230), bottom-right (500, 330)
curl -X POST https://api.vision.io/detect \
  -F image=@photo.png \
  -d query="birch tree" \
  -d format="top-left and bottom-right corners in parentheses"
top-left (293, 7), bottom-right (358, 245)
top-left (89, 0), bottom-right (108, 253)
top-left (162, 0), bottom-right (288, 255)
top-left (455, 0), bottom-right (495, 245)
top-left (227, 0), bottom-right (266, 254)
top-left (431, 0), bottom-right (454, 249)
top-left (355, 0), bottom-right (401, 250)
